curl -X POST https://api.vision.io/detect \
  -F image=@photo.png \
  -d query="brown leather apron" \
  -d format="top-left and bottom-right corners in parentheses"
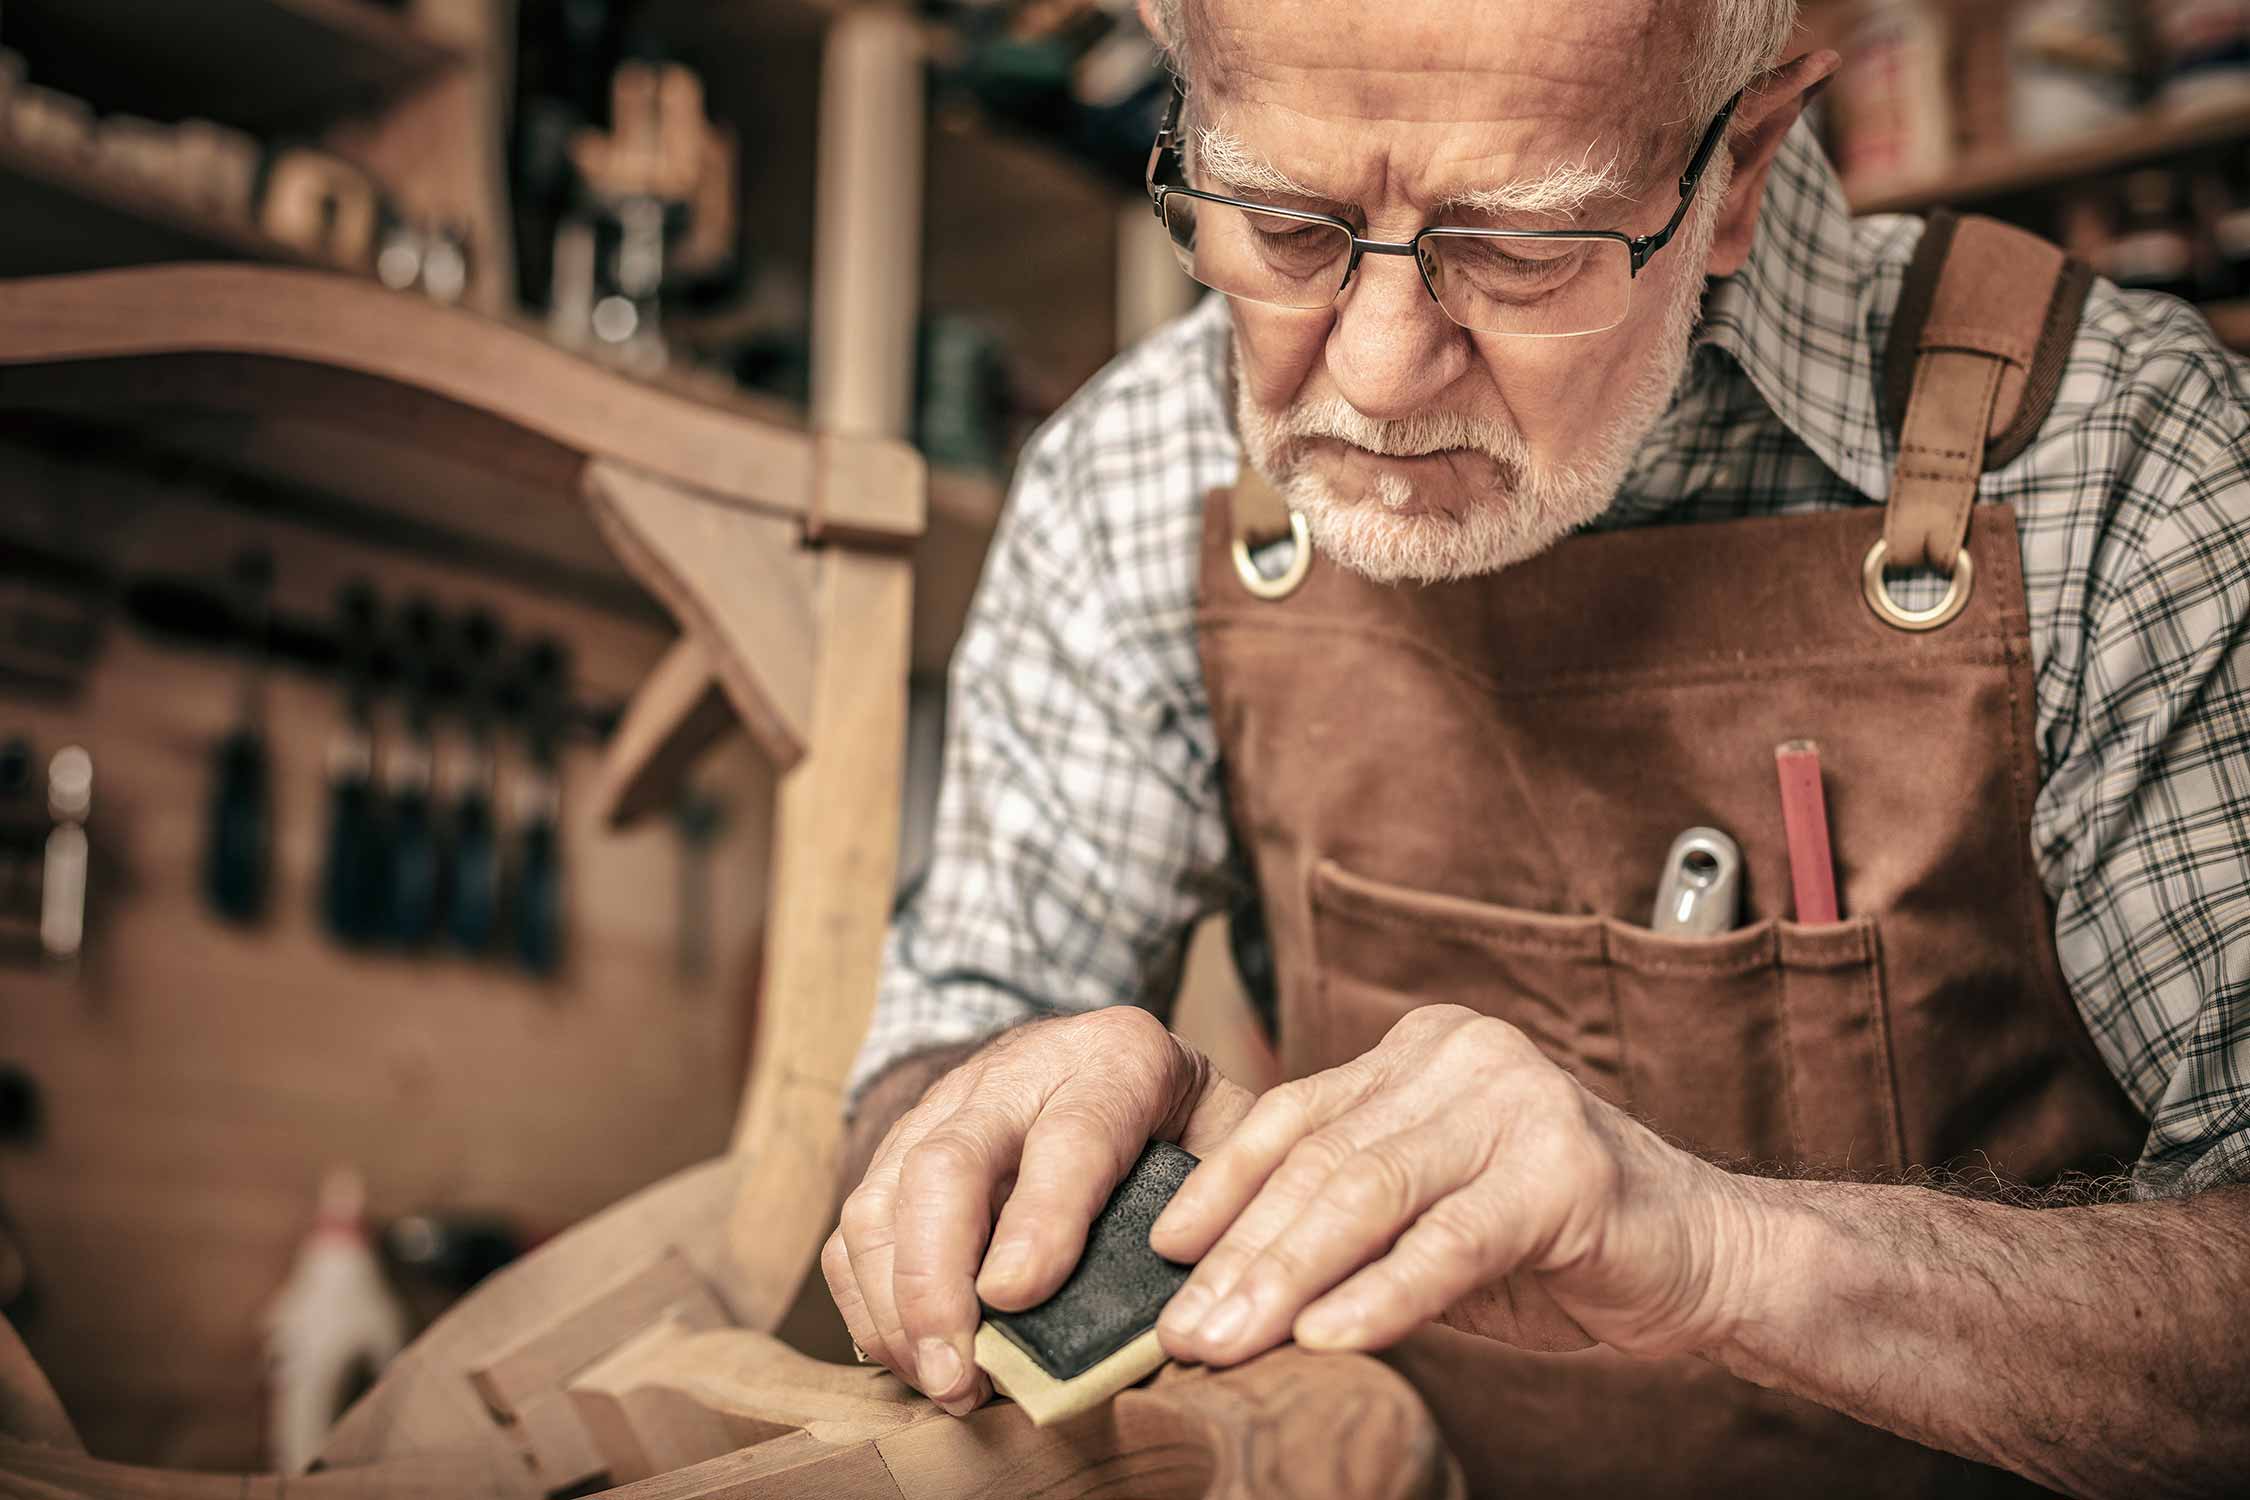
top-left (1194, 215), bottom-right (2147, 1495)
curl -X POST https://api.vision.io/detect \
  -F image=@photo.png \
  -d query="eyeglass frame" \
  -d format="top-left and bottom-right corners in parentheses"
top-left (1143, 82), bottom-right (1745, 332)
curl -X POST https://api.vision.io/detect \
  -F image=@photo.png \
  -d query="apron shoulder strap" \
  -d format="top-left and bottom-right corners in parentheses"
top-left (1876, 209), bottom-right (2094, 573)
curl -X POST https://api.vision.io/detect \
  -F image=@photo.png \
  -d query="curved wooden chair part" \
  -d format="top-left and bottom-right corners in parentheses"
top-left (0, 263), bottom-right (912, 1337)
top-left (0, 264), bottom-right (1466, 1498)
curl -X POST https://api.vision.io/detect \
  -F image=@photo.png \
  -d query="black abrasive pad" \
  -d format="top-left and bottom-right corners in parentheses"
top-left (981, 1139), bottom-right (1198, 1380)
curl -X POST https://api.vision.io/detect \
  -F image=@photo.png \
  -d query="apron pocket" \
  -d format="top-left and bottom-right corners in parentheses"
top-left (1307, 859), bottom-right (1904, 1174)
top-left (1307, 857), bottom-right (1626, 1106)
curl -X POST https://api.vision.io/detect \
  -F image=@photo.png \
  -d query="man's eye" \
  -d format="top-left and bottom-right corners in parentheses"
top-left (1447, 239), bottom-right (1585, 281)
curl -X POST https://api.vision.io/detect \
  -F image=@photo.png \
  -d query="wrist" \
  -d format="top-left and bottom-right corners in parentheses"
top-left (1695, 1171), bottom-right (1827, 1380)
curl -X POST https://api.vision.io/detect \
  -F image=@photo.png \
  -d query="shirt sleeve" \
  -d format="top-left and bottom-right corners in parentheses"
top-left (2043, 347), bottom-right (2250, 1198)
top-left (842, 426), bottom-right (1243, 1112)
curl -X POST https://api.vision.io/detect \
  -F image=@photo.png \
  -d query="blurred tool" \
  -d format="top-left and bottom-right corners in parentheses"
top-left (262, 1168), bottom-right (407, 1476)
top-left (2150, 0), bottom-right (2250, 109)
top-left (1649, 827), bottom-right (1744, 937)
top-left (0, 738), bottom-right (41, 961)
top-left (0, 536), bottom-right (106, 699)
top-left (672, 790), bottom-right (723, 981)
top-left (2009, 0), bottom-right (2135, 147)
top-left (259, 149), bottom-right (382, 272)
top-left (444, 610), bottom-right (504, 954)
top-left (510, 638), bottom-right (568, 977)
top-left (381, 1209), bottom-right (527, 1298)
top-left (562, 60), bottom-right (734, 370)
top-left (204, 549), bottom-right (275, 924)
top-left (385, 597), bottom-right (442, 948)
top-left (40, 745), bottom-right (91, 962)
top-left (323, 582), bottom-right (389, 946)
top-left (376, 219), bottom-right (473, 304)
top-left (1775, 740), bottom-right (1841, 925)
top-left (0, 1066), bottom-right (38, 1146)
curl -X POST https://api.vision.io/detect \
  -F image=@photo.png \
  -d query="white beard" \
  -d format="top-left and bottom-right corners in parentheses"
top-left (1234, 156), bottom-right (1728, 585)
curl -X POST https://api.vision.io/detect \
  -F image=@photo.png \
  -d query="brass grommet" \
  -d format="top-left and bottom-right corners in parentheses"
top-left (1231, 509), bottom-right (1313, 600)
top-left (1862, 537), bottom-right (1973, 632)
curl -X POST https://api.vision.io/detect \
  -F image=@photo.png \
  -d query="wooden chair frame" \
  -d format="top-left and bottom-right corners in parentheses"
top-left (0, 264), bottom-right (1465, 1500)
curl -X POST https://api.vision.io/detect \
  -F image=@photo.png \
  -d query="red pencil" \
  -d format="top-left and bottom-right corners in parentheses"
top-left (1775, 740), bottom-right (1840, 924)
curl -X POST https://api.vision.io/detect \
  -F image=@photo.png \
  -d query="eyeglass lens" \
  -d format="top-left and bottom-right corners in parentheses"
top-left (1160, 195), bottom-right (1634, 338)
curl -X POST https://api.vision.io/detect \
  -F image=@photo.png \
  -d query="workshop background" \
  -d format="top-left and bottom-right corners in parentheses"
top-left (2, 0), bottom-right (2246, 1472)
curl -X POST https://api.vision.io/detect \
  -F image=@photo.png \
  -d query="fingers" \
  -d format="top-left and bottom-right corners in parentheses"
top-left (1160, 1121), bottom-right (1480, 1365)
top-left (836, 1174), bottom-right (915, 1382)
top-left (889, 1107), bottom-right (1022, 1411)
top-left (977, 1103), bottom-right (1139, 1311)
top-left (1295, 1187), bottom-right (1542, 1352)
top-left (1150, 1072), bottom-right (1368, 1262)
top-left (821, 1228), bottom-right (901, 1379)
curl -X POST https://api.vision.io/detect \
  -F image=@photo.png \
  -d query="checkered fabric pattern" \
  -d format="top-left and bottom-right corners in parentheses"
top-left (848, 120), bottom-right (2250, 1199)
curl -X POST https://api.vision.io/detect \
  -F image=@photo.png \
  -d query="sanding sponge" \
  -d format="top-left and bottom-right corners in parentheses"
top-left (973, 1140), bottom-right (1197, 1426)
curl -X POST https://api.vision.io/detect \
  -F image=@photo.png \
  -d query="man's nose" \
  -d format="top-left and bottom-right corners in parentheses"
top-left (1325, 248), bottom-right (1470, 421)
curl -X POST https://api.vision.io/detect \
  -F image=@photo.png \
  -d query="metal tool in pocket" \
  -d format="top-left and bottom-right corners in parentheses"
top-left (1650, 827), bottom-right (1743, 936)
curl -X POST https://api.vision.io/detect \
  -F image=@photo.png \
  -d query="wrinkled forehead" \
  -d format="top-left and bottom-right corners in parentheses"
top-left (1180, 0), bottom-right (1684, 194)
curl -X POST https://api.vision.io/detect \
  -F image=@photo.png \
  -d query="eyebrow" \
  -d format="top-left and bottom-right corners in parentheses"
top-left (1192, 121), bottom-right (1633, 220)
top-left (1192, 123), bottom-right (1323, 199)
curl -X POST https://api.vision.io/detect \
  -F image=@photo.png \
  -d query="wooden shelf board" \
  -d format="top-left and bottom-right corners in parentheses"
top-left (0, 137), bottom-right (326, 277)
top-left (2, 0), bottom-right (466, 133)
top-left (1850, 95), bottom-right (2250, 216)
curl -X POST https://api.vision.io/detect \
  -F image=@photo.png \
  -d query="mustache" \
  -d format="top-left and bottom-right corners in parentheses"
top-left (1263, 398), bottom-right (1530, 465)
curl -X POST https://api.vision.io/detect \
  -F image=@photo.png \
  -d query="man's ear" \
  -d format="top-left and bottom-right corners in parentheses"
top-left (1138, 0), bottom-right (1172, 48)
top-left (1707, 49), bottom-right (1841, 278)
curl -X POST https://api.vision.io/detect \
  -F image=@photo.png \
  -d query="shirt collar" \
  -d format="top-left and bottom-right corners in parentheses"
top-left (1688, 118), bottom-right (1896, 502)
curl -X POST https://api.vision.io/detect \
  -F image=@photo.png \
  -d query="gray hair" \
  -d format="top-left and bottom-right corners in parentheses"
top-left (1148, 0), bottom-right (1799, 129)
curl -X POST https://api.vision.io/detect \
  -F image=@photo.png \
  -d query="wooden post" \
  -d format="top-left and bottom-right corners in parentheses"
top-left (809, 6), bottom-right (926, 440)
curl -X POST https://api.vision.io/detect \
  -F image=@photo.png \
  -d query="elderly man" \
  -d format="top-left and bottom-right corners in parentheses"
top-left (821, 0), bottom-right (2250, 1493)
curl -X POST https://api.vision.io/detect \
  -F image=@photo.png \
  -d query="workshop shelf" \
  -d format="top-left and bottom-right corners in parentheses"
top-left (1, 0), bottom-right (466, 134)
top-left (1849, 94), bottom-right (2250, 217)
top-left (0, 135), bottom-right (325, 278)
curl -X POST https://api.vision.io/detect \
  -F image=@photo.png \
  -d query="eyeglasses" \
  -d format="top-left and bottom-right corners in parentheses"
top-left (1144, 86), bottom-right (1742, 339)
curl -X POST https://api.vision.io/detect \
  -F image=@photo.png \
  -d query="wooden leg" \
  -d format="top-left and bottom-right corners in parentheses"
top-left (725, 547), bottom-right (914, 1330)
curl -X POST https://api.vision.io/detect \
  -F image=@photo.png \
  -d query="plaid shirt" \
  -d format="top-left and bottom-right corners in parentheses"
top-left (850, 121), bottom-right (2250, 1198)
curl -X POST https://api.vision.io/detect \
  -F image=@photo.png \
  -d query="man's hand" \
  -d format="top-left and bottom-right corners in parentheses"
top-left (823, 1008), bottom-right (1254, 1415)
top-left (1150, 1004), bottom-right (1758, 1367)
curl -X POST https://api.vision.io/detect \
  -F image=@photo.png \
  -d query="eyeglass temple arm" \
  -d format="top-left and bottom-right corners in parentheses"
top-left (1630, 89), bottom-right (1745, 270)
top-left (1147, 82), bottom-right (1187, 206)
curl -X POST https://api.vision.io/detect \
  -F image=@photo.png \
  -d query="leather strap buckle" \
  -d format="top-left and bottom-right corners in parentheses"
top-left (1862, 537), bottom-right (1974, 632)
top-left (1231, 510), bottom-right (1313, 600)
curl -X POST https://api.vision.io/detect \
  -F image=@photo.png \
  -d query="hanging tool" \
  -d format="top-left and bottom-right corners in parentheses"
top-left (322, 583), bottom-right (388, 946)
top-left (509, 637), bottom-right (569, 977)
top-left (672, 790), bottom-right (724, 982)
top-left (444, 609), bottom-right (504, 955)
top-left (41, 745), bottom-right (91, 962)
top-left (385, 597), bottom-right (442, 948)
top-left (203, 549), bottom-right (275, 923)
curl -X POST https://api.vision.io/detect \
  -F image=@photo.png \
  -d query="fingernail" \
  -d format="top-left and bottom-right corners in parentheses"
top-left (1296, 1306), bottom-right (1357, 1348)
top-left (916, 1337), bottom-right (963, 1397)
top-left (939, 1394), bottom-right (978, 1418)
top-left (1198, 1294), bottom-right (1250, 1347)
top-left (1160, 1284), bottom-right (1213, 1337)
top-left (981, 1239), bottom-right (1029, 1288)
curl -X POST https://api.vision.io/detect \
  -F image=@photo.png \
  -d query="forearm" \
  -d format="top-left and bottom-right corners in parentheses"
top-left (1712, 1177), bottom-right (2250, 1497)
